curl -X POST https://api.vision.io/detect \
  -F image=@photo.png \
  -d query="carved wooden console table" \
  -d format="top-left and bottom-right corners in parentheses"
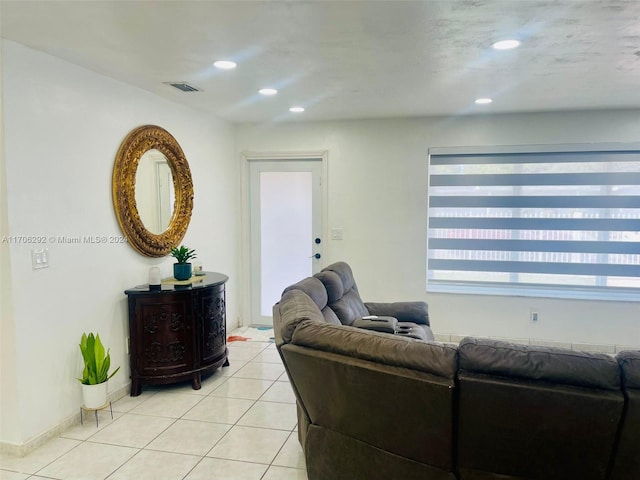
top-left (124, 272), bottom-right (229, 396)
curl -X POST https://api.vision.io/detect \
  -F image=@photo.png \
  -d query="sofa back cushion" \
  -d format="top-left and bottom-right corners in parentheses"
top-left (282, 276), bottom-right (341, 325)
top-left (316, 263), bottom-right (369, 325)
top-left (282, 321), bottom-right (458, 471)
top-left (273, 289), bottom-right (326, 347)
top-left (292, 321), bottom-right (457, 378)
top-left (456, 337), bottom-right (625, 480)
top-left (459, 337), bottom-right (621, 390)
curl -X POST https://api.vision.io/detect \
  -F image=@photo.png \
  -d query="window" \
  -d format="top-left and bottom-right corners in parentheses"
top-left (427, 144), bottom-right (640, 301)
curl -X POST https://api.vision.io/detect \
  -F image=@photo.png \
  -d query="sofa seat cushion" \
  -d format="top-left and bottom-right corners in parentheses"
top-left (291, 321), bottom-right (457, 379)
top-left (459, 337), bottom-right (621, 390)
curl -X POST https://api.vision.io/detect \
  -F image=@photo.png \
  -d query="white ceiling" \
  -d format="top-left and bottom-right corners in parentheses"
top-left (2, 0), bottom-right (640, 123)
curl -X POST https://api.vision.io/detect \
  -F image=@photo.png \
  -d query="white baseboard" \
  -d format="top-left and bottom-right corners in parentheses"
top-left (0, 383), bottom-right (130, 457)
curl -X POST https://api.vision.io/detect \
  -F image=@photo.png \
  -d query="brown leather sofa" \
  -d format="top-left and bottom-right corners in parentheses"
top-left (273, 262), bottom-right (640, 480)
top-left (456, 337), bottom-right (627, 480)
top-left (284, 261), bottom-right (434, 341)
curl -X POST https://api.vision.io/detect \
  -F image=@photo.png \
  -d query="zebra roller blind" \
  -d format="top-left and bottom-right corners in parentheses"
top-left (427, 144), bottom-right (640, 301)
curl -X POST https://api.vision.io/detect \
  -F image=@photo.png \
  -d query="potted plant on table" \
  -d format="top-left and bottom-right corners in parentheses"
top-left (170, 245), bottom-right (197, 280)
top-left (78, 332), bottom-right (120, 408)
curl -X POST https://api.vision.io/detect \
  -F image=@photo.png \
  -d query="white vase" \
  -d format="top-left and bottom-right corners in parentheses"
top-left (81, 382), bottom-right (108, 409)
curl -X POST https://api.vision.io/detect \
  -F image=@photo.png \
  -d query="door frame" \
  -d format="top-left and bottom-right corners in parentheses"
top-left (239, 150), bottom-right (329, 328)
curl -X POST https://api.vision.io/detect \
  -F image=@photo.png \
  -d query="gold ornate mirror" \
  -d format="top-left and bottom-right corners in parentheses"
top-left (112, 125), bottom-right (193, 257)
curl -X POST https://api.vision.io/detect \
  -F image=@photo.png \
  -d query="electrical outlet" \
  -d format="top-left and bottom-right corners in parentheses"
top-left (530, 310), bottom-right (539, 322)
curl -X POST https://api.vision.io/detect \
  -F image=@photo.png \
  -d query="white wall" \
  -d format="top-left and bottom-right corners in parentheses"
top-left (2, 37), bottom-right (638, 448)
top-left (0, 40), bottom-right (239, 447)
top-left (236, 112), bottom-right (640, 348)
top-left (0, 36), bottom-right (21, 452)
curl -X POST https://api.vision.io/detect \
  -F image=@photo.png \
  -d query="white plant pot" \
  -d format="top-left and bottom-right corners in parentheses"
top-left (81, 382), bottom-right (108, 409)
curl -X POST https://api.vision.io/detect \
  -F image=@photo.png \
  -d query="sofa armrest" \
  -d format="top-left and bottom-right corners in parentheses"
top-left (364, 301), bottom-right (429, 326)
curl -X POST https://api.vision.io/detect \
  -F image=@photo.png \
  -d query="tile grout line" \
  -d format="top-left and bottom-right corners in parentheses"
top-left (112, 342), bottom-right (272, 480)
top-left (180, 341), bottom-right (298, 479)
top-left (210, 342), bottom-right (303, 478)
top-left (4, 340), bottom-right (306, 480)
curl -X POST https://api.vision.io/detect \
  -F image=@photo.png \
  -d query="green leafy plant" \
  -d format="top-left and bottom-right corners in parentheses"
top-left (170, 245), bottom-right (197, 264)
top-left (78, 333), bottom-right (120, 385)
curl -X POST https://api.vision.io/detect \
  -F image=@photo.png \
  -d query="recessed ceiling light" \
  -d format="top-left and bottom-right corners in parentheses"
top-left (258, 88), bottom-right (278, 96)
top-left (213, 60), bottom-right (237, 70)
top-left (475, 98), bottom-right (493, 105)
top-left (289, 106), bottom-right (305, 113)
top-left (492, 39), bottom-right (521, 50)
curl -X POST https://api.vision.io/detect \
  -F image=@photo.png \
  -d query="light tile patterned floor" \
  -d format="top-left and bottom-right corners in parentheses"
top-left (0, 341), bottom-right (307, 480)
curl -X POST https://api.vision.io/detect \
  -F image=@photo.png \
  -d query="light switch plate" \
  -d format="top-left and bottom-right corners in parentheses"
top-left (32, 248), bottom-right (49, 270)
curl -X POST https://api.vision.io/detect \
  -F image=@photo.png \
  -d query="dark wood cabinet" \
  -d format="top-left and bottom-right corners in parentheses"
top-left (125, 272), bottom-right (229, 396)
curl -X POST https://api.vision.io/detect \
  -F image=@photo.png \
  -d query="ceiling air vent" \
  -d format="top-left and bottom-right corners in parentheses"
top-left (164, 82), bottom-right (201, 92)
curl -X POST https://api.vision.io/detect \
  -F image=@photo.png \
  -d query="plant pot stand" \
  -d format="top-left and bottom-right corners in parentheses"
top-left (80, 401), bottom-right (113, 427)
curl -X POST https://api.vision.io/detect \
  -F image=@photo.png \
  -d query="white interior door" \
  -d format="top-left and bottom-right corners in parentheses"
top-left (248, 159), bottom-right (323, 326)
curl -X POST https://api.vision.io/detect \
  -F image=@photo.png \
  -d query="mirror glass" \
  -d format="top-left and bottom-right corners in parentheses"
top-left (112, 125), bottom-right (193, 257)
top-left (135, 149), bottom-right (175, 234)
